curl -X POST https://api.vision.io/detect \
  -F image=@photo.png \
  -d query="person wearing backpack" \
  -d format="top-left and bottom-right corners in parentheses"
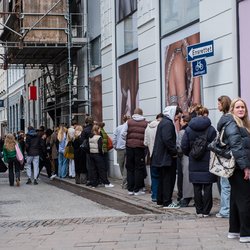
top-left (181, 105), bottom-right (217, 217)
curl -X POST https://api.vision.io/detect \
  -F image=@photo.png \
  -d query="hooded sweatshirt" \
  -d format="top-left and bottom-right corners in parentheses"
top-left (144, 120), bottom-right (160, 157)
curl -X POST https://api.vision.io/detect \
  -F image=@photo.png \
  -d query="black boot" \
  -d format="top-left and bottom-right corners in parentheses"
top-left (75, 174), bottom-right (80, 184)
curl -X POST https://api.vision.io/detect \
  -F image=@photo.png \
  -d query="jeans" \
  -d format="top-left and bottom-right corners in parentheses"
top-left (117, 149), bottom-right (127, 187)
top-left (58, 152), bottom-right (68, 178)
top-left (219, 177), bottom-right (230, 217)
top-left (150, 166), bottom-right (159, 201)
top-left (26, 155), bottom-right (39, 180)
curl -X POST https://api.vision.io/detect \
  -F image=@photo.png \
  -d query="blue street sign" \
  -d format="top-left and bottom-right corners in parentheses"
top-left (192, 59), bottom-right (207, 77)
top-left (187, 40), bottom-right (214, 62)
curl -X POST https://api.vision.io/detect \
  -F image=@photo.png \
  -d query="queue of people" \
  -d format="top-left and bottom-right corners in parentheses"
top-left (1, 116), bottom-right (114, 189)
top-left (1, 96), bottom-right (250, 244)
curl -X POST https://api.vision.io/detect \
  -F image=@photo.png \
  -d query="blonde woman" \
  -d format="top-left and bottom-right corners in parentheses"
top-left (57, 125), bottom-right (68, 178)
top-left (3, 134), bottom-right (21, 186)
top-left (217, 98), bottom-right (250, 243)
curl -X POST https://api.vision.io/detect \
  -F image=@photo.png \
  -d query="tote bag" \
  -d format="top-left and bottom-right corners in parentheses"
top-left (209, 151), bottom-right (235, 178)
top-left (64, 141), bottom-right (74, 159)
top-left (208, 122), bottom-right (235, 178)
top-left (15, 144), bottom-right (24, 165)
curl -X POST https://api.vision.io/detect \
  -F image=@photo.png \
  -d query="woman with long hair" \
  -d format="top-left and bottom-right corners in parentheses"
top-left (3, 133), bottom-right (22, 186)
top-left (216, 95), bottom-right (231, 218)
top-left (217, 98), bottom-right (250, 243)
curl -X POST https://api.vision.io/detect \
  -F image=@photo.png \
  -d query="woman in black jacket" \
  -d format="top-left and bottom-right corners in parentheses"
top-left (181, 105), bottom-right (217, 217)
top-left (217, 98), bottom-right (250, 243)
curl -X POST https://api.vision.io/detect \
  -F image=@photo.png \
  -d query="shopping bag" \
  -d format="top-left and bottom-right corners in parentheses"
top-left (15, 144), bottom-right (24, 165)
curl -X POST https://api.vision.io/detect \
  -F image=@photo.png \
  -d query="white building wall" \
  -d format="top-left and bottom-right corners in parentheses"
top-left (100, 0), bottom-right (117, 177)
top-left (137, 0), bottom-right (161, 122)
top-left (200, 0), bottom-right (238, 126)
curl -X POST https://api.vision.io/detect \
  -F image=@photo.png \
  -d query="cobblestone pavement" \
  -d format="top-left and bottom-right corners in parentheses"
top-left (1, 172), bottom-right (249, 249)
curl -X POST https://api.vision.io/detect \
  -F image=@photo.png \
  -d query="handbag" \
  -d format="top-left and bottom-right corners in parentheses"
top-left (64, 141), bottom-right (74, 159)
top-left (208, 123), bottom-right (235, 178)
top-left (209, 151), bottom-right (235, 178)
top-left (0, 158), bottom-right (7, 172)
top-left (107, 136), bottom-right (113, 151)
top-left (15, 143), bottom-right (24, 165)
top-left (80, 138), bottom-right (90, 153)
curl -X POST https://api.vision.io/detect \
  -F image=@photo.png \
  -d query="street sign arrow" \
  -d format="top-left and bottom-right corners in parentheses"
top-left (187, 40), bottom-right (214, 62)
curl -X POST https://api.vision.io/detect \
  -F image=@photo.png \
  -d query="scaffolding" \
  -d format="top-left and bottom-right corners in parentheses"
top-left (0, 0), bottom-right (88, 127)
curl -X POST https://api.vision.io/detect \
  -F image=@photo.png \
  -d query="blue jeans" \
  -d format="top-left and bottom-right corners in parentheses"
top-left (150, 166), bottom-right (159, 201)
top-left (219, 177), bottom-right (230, 217)
top-left (58, 152), bottom-right (68, 178)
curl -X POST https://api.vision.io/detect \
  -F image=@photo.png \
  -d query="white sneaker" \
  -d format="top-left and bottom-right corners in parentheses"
top-left (128, 191), bottom-right (134, 195)
top-left (105, 183), bottom-right (114, 188)
top-left (228, 232), bottom-right (240, 239)
top-left (240, 237), bottom-right (250, 243)
top-left (134, 191), bottom-right (145, 196)
top-left (50, 174), bottom-right (57, 180)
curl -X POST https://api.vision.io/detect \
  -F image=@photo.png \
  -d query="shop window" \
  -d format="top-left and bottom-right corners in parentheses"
top-left (160, 0), bottom-right (199, 36)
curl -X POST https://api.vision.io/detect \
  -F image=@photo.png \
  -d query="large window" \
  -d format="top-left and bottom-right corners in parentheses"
top-left (116, 0), bottom-right (137, 22)
top-left (116, 12), bottom-right (138, 57)
top-left (90, 36), bottom-right (101, 70)
top-left (160, 0), bottom-right (199, 36)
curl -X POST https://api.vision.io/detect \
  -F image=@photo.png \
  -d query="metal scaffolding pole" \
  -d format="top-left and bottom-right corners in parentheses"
top-left (66, 0), bottom-right (72, 126)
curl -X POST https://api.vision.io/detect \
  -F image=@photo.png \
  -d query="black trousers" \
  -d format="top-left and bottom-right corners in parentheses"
top-left (39, 157), bottom-right (52, 178)
top-left (8, 158), bottom-right (20, 186)
top-left (89, 153), bottom-right (109, 186)
top-left (193, 183), bottom-right (213, 215)
top-left (157, 161), bottom-right (177, 206)
top-left (229, 169), bottom-right (250, 237)
top-left (126, 147), bottom-right (145, 193)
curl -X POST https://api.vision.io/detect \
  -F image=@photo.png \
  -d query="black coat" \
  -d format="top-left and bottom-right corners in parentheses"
top-left (151, 116), bottom-right (177, 167)
top-left (181, 116), bottom-right (217, 183)
top-left (217, 113), bottom-right (250, 170)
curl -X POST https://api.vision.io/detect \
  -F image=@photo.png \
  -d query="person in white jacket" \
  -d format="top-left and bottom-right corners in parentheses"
top-left (144, 113), bottom-right (163, 202)
top-left (113, 115), bottom-right (130, 189)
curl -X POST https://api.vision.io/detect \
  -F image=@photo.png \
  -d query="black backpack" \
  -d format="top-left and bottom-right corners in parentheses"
top-left (190, 128), bottom-right (209, 160)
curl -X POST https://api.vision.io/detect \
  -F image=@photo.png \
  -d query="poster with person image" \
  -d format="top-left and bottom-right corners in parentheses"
top-left (117, 59), bottom-right (139, 124)
top-left (162, 32), bottom-right (201, 112)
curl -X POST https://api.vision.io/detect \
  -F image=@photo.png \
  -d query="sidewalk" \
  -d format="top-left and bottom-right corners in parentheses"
top-left (44, 173), bottom-right (220, 218)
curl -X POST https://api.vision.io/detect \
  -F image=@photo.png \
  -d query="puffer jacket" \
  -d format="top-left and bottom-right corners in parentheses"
top-left (181, 116), bottom-right (217, 183)
top-left (217, 113), bottom-right (250, 170)
top-left (121, 114), bottom-right (148, 148)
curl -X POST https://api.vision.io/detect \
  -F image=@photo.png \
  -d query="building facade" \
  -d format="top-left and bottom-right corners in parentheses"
top-left (0, 0), bottom-right (249, 178)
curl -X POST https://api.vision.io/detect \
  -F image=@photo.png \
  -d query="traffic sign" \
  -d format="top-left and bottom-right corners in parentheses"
top-left (192, 59), bottom-right (207, 77)
top-left (187, 40), bottom-right (214, 62)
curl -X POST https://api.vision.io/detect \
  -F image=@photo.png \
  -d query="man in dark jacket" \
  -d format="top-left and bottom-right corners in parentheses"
top-left (25, 126), bottom-right (42, 185)
top-left (151, 106), bottom-right (181, 208)
top-left (121, 108), bottom-right (148, 195)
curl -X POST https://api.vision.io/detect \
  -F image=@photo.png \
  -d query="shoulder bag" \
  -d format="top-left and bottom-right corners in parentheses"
top-left (208, 124), bottom-right (235, 178)
top-left (15, 143), bottom-right (24, 165)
